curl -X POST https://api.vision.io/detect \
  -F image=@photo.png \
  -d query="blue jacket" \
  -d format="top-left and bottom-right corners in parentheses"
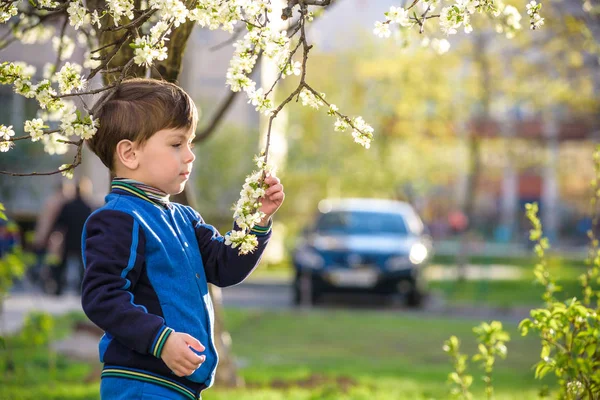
top-left (81, 186), bottom-right (270, 399)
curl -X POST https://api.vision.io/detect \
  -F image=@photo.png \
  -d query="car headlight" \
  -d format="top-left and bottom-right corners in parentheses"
top-left (409, 243), bottom-right (428, 265)
top-left (295, 247), bottom-right (325, 269)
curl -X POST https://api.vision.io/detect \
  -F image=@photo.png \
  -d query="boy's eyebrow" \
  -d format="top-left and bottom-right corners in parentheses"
top-left (170, 132), bottom-right (196, 140)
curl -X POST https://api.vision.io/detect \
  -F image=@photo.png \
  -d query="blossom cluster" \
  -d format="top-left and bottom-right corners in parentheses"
top-left (526, 1), bottom-right (544, 30)
top-left (0, 2), bottom-right (18, 24)
top-left (0, 125), bottom-right (15, 152)
top-left (331, 115), bottom-right (374, 149)
top-left (0, 61), bottom-right (98, 155)
top-left (224, 154), bottom-right (275, 255)
top-left (375, 0), bottom-right (541, 43)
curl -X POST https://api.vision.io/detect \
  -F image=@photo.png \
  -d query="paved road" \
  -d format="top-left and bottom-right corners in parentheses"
top-left (3, 273), bottom-right (531, 336)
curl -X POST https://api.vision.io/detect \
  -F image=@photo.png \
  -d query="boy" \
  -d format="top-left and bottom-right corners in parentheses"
top-left (81, 78), bottom-right (284, 400)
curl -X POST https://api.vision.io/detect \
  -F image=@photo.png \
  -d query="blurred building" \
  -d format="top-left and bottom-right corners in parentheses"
top-left (1, 0), bottom-right (599, 247)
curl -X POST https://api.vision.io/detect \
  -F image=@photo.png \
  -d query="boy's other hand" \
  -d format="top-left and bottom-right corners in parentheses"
top-left (258, 174), bottom-right (285, 224)
top-left (161, 332), bottom-right (206, 377)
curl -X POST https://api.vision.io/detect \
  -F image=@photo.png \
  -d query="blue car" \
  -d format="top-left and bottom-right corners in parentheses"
top-left (292, 198), bottom-right (432, 307)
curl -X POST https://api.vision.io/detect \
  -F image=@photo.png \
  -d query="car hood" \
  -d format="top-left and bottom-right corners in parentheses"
top-left (309, 234), bottom-right (419, 254)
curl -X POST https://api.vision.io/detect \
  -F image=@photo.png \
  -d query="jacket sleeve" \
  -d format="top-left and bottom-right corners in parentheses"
top-left (193, 212), bottom-right (271, 288)
top-left (81, 210), bottom-right (173, 359)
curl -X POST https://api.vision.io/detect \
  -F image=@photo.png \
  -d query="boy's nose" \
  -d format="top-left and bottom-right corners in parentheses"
top-left (185, 146), bottom-right (195, 163)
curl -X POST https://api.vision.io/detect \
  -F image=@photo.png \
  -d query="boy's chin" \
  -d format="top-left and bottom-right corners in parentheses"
top-left (169, 183), bottom-right (187, 196)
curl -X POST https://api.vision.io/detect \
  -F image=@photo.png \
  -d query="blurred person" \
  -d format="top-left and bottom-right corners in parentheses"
top-left (50, 178), bottom-right (94, 295)
top-left (0, 216), bottom-right (20, 257)
top-left (28, 181), bottom-right (70, 289)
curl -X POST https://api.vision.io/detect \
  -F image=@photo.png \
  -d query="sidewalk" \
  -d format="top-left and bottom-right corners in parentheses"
top-left (1, 292), bottom-right (83, 335)
top-left (1, 263), bottom-right (524, 336)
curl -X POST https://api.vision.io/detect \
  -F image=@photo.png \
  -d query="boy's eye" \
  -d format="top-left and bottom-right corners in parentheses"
top-left (172, 143), bottom-right (182, 148)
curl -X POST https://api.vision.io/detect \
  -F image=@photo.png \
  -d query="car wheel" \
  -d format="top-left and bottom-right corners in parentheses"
top-left (405, 286), bottom-right (424, 308)
top-left (293, 272), bottom-right (321, 306)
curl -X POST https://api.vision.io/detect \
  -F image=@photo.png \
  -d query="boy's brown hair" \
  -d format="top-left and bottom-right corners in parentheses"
top-left (88, 78), bottom-right (198, 171)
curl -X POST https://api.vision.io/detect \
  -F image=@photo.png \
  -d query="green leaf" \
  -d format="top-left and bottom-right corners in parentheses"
top-left (586, 343), bottom-right (596, 358)
top-left (540, 344), bottom-right (550, 359)
top-left (535, 362), bottom-right (552, 379)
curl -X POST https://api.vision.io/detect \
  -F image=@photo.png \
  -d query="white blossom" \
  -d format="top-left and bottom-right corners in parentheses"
top-left (0, 141), bottom-right (12, 152)
top-left (24, 118), bottom-right (45, 141)
top-left (431, 38), bottom-right (451, 54)
top-left (107, 0), bottom-right (135, 24)
top-left (334, 117), bottom-right (349, 132)
top-left (67, 0), bottom-right (90, 30)
top-left (60, 164), bottom-right (74, 179)
top-left (374, 21), bottom-right (391, 38)
top-left (247, 87), bottom-right (274, 116)
top-left (39, 0), bottom-right (59, 7)
top-left (91, 10), bottom-right (102, 28)
top-left (42, 132), bottom-right (69, 155)
top-left (226, 153), bottom-right (275, 255)
top-left (386, 6), bottom-right (411, 27)
top-left (14, 78), bottom-right (36, 98)
top-left (16, 16), bottom-right (55, 44)
top-left (350, 116), bottom-right (374, 149)
top-left (531, 13), bottom-right (544, 29)
top-left (132, 37), bottom-right (168, 67)
top-left (83, 51), bottom-right (102, 69)
top-left (34, 80), bottom-right (59, 110)
top-left (149, 21), bottom-right (171, 43)
top-left (52, 35), bottom-right (76, 58)
top-left (56, 62), bottom-right (86, 94)
top-left (0, 2), bottom-right (18, 23)
top-left (327, 104), bottom-right (339, 116)
top-left (0, 125), bottom-right (15, 141)
top-left (299, 88), bottom-right (324, 109)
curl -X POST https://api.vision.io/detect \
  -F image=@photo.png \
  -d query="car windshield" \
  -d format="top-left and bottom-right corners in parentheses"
top-left (315, 211), bottom-right (409, 235)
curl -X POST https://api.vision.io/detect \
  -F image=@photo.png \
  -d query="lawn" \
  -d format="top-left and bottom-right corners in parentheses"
top-left (1, 308), bottom-right (553, 400)
top-left (205, 308), bottom-right (550, 400)
top-left (429, 277), bottom-right (596, 308)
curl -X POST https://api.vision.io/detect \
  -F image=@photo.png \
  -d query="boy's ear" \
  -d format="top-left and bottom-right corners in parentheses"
top-left (115, 139), bottom-right (139, 170)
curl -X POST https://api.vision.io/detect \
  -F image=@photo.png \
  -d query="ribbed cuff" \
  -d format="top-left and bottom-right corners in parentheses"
top-left (151, 326), bottom-right (174, 358)
top-left (251, 218), bottom-right (272, 236)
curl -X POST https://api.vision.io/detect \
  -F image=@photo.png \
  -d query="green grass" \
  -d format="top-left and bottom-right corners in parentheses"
top-left (431, 253), bottom-right (587, 270)
top-left (1, 308), bottom-right (555, 400)
top-left (429, 278), bottom-right (597, 308)
top-left (203, 308), bottom-right (552, 400)
top-left (0, 312), bottom-right (100, 400)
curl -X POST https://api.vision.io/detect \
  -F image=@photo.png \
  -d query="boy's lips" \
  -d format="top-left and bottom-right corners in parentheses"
top-left (180, 171), bottom-right (190, 178)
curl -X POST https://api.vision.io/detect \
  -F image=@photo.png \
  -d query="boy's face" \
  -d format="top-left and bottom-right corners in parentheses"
top-left (133, 127), bottom-right (196, 195)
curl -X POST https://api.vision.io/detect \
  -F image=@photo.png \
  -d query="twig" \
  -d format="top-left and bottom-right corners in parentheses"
top-left (1, 129), bottom-right (60, 143)
top-left (0, 140), bottom-right (83, 177)
top-left (100, 8), bottom-right (156, 32)
top-left (57, 84), bottom-right (116, 98)
top-left (53, 16), bottom-right (69, 73)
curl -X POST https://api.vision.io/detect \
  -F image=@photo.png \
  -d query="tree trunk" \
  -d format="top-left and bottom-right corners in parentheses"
top-left (456, 34), bottom-right (489, 281)
top-left (87, 6), bottom-right (242, 387)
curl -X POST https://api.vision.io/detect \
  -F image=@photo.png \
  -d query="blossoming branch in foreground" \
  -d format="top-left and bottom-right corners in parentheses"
top-left (225, 154), bottom-right (275, 255)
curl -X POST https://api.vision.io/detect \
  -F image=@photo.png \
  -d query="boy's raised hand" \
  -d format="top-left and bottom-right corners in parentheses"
top-left (161, 332), bottom-right (206, 377)
top-left (259, 174), bottom-right (285, 222)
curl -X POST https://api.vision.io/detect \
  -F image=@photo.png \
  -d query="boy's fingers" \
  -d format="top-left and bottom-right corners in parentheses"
top-left (268, 192), bottom-right (285, 202)
top-left (183, 334), bottom-right (205, 352)
top-left (265, 176), bottom-right (280, 186)
top-left (180, 356), bottom-right (203, 371)
top-left (266, 183), bottom-right (283, 195)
